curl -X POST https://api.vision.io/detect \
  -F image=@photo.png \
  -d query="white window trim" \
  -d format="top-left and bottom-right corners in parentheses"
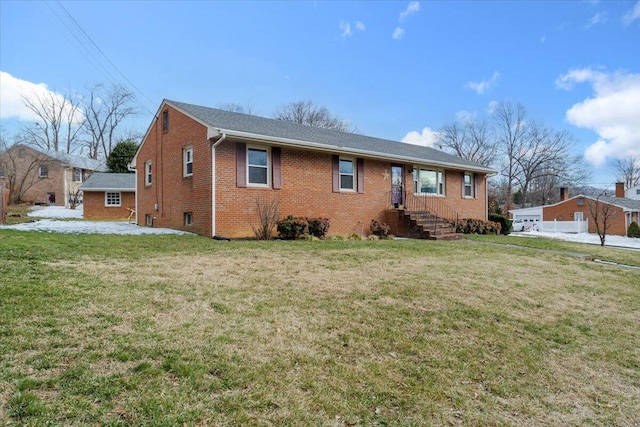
top-left (463, 172), bottom-right (474, 198)
top-left (183, 146), bottom-right (193, 177)
top-left (246, 145), bottom-right (270, 187)
top-left (39, 165), bottom-right (48, 178)
top-left (105, 191), bottom-right (122, 207)
top-left (412, 167), bottom-right (445, 196)
top-left (339, 157), bottom-right (356, 192)
top-left (73, 168), bottom-right (83, 183)
top-left (145, 161), bottom-right (152, 186)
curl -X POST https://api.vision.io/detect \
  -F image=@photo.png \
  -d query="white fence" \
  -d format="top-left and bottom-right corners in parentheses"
top-left (538, 219), bottom-right (588, 233)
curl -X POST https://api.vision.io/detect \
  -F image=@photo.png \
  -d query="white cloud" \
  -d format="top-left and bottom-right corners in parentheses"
top-left (338, 20), bottom-right (365, 39)
top-left (465, 71), bottom-right (500, 95)
top-left (392, 27), bottom-right (405, 40)
top-left (486, 101), bottom-right (499, 115)
top-left (455, 110), bottom-right (478, 124)
top-left (0, 71), bottom-right (83, 126)
top-left (556, 68), bottom-right (640, 166)
top-left (585, 12), bottom-right (607, 28)
top-left (623, 1), bottom-right (640, 26)
top-left (401, 126), bottom-right (439, 147)
top-left (339, 21), bottom-right (352, 39)
top-left (399, 1), bottom-right (420, 21)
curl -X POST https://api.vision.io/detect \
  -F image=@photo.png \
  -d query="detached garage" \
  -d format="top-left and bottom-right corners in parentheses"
top-left (80, 173), bottom-right (136, 221)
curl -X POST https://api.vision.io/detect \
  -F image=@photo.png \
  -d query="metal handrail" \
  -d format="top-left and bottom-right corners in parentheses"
top-left (390, 191), bottom-right (461, 235)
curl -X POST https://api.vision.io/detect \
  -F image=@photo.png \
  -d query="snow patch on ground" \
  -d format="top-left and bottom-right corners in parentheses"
top-left (4, 206), bottom-right (191, 235)
top-left (511, 230), bottom-right (640, 249)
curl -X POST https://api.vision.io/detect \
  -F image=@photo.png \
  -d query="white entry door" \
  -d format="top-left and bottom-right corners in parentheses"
top-left (574, 212), bottom-right (584, 221)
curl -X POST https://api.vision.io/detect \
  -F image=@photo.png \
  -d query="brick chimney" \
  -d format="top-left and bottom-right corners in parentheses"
top-left (615, 182), bottom-right (625, 198)
top-left (559, 187), bottom-right (569, 201)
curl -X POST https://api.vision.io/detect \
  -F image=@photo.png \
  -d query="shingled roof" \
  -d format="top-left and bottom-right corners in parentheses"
top-left (80, 173), bottom-right (135, 191)
top-left (165, 100), bottom-right (496, 174)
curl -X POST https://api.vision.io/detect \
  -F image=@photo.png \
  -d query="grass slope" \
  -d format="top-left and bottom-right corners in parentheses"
top-left (1, 231), bottom-right (639, 426)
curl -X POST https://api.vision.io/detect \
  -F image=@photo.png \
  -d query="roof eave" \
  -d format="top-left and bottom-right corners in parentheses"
top-left (215, 128), bottom-right (496, 174)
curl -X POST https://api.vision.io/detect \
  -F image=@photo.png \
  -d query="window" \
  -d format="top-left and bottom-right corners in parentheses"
top-left (247, 147), bottom-right (269, 186)
top-left (463, 173), bottom-right (474, 198)
top-left (636, 189), bottom-right (640, 195)
top-left (162, 110), bottom-right (169, 132)
top-left (0, 165), bottom-right (5, 178)
top-left (18, 148), bottom-right (26, 158)
top-left (73, 168), bottom-right (82, 183)
top-left (145, 214), bottom-right (153, 226)
top-left (339, 158), bottom-right (355, 191)
top-left (39, 165), bottom-right (48, 178)
top-left (577, 197), bottom-right (584, 206)
top-left (145, 161), bottom-right (152, 185)
top-left (413, 168), bottom-right (445, 195)
top-left (184, 212), bottom-right (193, 226)
top-left (183, 147), bottom-right (193, 177)
top-left (105, 192), bottom-right (121, 207)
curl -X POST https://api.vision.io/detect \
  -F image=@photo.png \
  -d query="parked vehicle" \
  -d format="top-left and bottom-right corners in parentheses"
top-left (512, 219), bottom-right (526, 232)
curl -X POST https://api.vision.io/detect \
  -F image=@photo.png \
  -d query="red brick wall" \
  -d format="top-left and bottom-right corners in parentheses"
top-left (136, 105), bottom-right (488, 238)
top-left (543, 197), bottom-right (627, 236)
top-left (83, 191), bottom-right (136, 220)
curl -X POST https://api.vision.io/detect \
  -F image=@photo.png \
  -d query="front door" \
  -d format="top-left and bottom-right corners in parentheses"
top-left (46, 192), bottom-right (56, 206)
top-left (391, 165), bottom-right (404, 207)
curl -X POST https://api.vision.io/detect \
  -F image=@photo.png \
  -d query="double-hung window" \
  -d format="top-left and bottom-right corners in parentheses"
top-left (73, 168), bottom-right (82, 183)
top-left (413, 168), bottom-right (444, 195)
top-left (39, 165), bottom-right (48, 178)
top-left (247, 147), bottom-right (269, 186)
top-left (463, 173), bottom-right (474, 198)
top-left (145, 161), bottom-right (152, 185)
top-left (105, 192), bottom-right (121, 207)
top-left (339, 158), bottom-right (355, 191)
top-left (183, 147), bottom-right (193, 177)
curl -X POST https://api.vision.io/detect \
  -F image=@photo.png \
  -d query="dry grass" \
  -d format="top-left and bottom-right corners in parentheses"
top-left (1, 232), bottom-right (639, 426)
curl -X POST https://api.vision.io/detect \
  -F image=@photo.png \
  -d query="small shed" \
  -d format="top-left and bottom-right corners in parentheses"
top-left (80, 173), bottom-right (136, 221)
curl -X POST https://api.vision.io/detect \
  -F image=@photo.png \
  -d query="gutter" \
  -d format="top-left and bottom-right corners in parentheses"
top-left (210, 132), bottom-right (227, 238)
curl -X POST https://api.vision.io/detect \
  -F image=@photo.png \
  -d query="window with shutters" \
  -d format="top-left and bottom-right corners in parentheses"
top-left (339, 158), bottom-right (355, 191)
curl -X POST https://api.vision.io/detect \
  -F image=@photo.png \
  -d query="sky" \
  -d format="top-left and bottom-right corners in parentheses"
top-left (1, 0), bottom-right (639, 189)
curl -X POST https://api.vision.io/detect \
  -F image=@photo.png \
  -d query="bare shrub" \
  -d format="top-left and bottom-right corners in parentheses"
top-left (249, 196), bottom-right (280, 240)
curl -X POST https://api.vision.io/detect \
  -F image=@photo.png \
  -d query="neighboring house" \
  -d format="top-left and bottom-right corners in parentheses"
top-left (0, 145), bottom-right (107, 207)
top-left (80, 173), bottom-right (136, 220)
top-left (508, 206), bottom-right (542, 223)
top-left (540, 185), bottom-right (640, 236)
top-left (132, 100), bottom-right (495, 238)
top-left (626, 185), bottom-right (640, 200)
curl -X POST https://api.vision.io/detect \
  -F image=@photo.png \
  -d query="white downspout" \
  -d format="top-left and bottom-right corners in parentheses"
top-left (128, 163), bottom-right (137, 225)
top-left (211, 133), bottom-right (227, 238)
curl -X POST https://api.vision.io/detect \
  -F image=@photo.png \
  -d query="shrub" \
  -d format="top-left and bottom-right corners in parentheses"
top-left (277, 216), bottom-right (308, 240)
top-left (307, 218), bottom-right (330, 239)
top-left (488, 213), bottom-right (512, 235)
top-left (453, 218), bottom-right (501, 235)
top-left (370, 219), bottom-right (391, 239)
top-left (249, 197), bottom-right (280, 240)
top-left (628, 222), bottom-right (640, 238)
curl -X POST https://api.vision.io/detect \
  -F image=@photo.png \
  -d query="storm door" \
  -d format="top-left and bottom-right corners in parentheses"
top-left (391, 165), bottom-right (404, 207)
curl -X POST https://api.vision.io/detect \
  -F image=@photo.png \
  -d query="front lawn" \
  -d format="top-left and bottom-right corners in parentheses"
top-left (1, 231), bottom-right (638, 426)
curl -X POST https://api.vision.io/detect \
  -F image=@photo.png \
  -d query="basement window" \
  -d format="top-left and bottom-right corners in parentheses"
top-left (184, 212), bottom-right (193, 226)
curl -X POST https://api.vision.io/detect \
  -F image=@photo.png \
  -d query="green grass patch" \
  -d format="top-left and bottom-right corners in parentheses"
top-left (1, 230), bottom-right (639, 425)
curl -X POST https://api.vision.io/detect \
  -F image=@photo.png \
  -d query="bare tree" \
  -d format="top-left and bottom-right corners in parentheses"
top-left (436, 119), bottom-right (497, 167)
top-left (587, 195), bottom-right (617, 246)
top-left (513, 124), bottom-right (580, 208)
top-left (492, 101), bottom-right (528, 211)
top-left (0, 136), bottom-right (54, 204)
top-left (82, 84), bottom-right (137, 159)
top-left (218, 102), bottom-right (256, 115)
top-left (21, 90), bottom-right (84, 154)
top-left (615, 155), bottom-right (640, 189)
top-left (273, 100), bottom-right (355, 132)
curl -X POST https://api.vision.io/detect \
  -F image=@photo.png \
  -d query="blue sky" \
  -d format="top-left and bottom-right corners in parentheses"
top-left (1, 0), bottom-right (639, 188)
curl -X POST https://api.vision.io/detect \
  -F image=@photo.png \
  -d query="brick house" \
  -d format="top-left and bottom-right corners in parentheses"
top-left (80, 173), bottom-right (136, 221)
top-left (132, 100), bottom-right (495, 239)
top-left (541, 184), bottom-right (640, 236)
top-left (0, 145), bottom-right (107, 207)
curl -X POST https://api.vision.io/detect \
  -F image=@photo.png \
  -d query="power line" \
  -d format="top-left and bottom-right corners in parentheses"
top-left (43, 0), bottom-right (156, 115)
